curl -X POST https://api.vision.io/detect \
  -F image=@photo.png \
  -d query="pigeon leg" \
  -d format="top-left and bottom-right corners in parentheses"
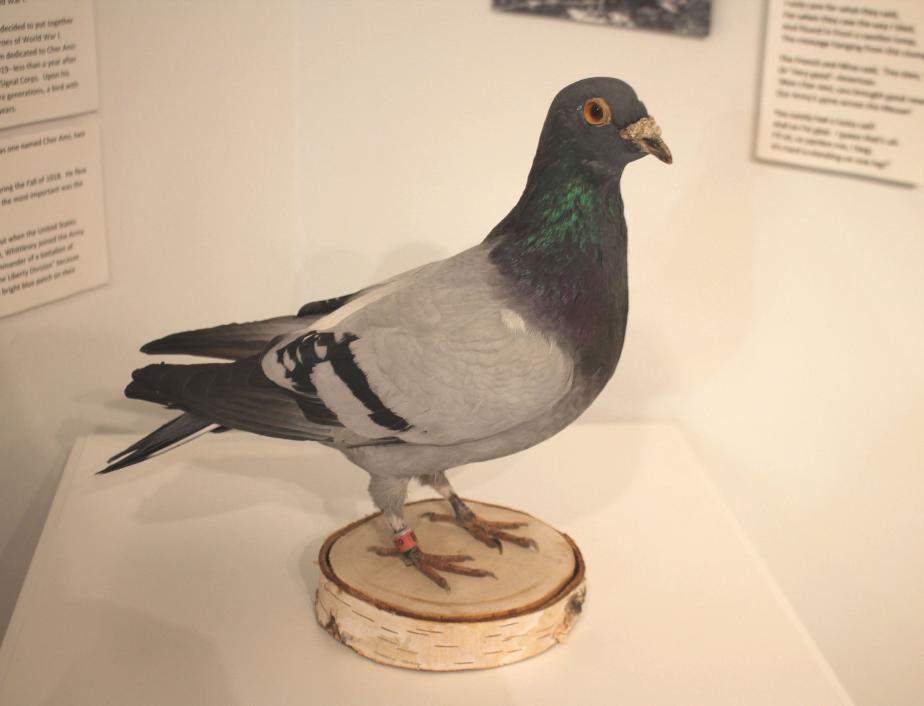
top-left (419, 471), bottom-right (539, 553)
top-left (365, 475), bottom-right (496, 590)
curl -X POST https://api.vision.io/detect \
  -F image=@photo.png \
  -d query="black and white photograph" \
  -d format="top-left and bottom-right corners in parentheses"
top-left (494, 0), bottom-right (712, 37)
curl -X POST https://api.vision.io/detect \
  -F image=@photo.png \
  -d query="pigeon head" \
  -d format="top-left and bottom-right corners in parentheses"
top-left (532, 77), bottom-right (672, 176)
top-left (488, 78), bottom-right (669, 351)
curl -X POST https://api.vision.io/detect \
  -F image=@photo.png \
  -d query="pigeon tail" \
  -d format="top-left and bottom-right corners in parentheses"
top-left (123, 358), bottom-right (338, 442)
top-left (98, 414), bottom-right (214, 474)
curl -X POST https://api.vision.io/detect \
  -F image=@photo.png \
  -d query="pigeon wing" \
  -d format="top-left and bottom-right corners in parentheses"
top-left (349, 311), bottom-right (574, 445)
top-left (140, 291), bottom-right (363, 360)
top-left (261, 247), bottom-right (575, 446)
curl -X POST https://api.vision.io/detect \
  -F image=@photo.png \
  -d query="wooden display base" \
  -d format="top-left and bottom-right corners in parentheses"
top-left (315, 499), bottom-right (586, 671)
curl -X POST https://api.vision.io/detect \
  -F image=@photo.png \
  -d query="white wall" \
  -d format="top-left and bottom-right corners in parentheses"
top-left (0, 0), bottom-right (297, 642)
top-left (296, 3), bottom-right (922, 706)
top-left (1, 3), bottom-right (921, 706)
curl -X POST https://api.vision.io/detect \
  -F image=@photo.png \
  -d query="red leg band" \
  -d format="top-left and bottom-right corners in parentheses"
top-left (393, 528), bottom-right (418, 553)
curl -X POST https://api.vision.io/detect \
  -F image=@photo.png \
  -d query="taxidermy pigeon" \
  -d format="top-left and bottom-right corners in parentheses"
top-left (101, 77), bottom-right (671, 589)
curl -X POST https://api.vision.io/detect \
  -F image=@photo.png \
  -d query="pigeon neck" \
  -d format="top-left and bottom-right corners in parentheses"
top-left (514, 160), bottom-right (624, 247)
top-left (487, 159), bottom-right (628, 350)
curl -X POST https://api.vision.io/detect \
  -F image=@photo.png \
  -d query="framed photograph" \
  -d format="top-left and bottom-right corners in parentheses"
top-left (493, 0), bottom-right (712, 37)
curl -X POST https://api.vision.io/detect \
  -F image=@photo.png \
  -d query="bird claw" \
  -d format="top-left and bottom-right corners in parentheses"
top-left (367, 545), bottom-right (495, 590)
top-left (422, 511), bottom-right (539, 552)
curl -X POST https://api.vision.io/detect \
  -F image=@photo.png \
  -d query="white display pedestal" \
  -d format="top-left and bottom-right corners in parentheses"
top-left (0, 424), bottom-right (853, 705)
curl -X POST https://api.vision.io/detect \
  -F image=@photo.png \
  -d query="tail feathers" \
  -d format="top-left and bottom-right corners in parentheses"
top-left (98, 414), bottom-right (214, 474)
top-left (124, 358), bottom-right (336, 441)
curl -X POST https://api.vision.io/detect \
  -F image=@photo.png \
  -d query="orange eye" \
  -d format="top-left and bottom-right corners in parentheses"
top-left (582, 98), bottom-right (611, 126)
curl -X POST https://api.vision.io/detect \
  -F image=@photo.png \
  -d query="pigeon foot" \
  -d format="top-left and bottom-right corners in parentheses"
top-left (367, 545), bottom-right (496, 591)
top-left (420, 511), bottom-right (539, 553)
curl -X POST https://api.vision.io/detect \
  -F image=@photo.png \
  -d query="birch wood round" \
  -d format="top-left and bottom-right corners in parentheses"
top-left (315, 499), bottom-right (586, 671)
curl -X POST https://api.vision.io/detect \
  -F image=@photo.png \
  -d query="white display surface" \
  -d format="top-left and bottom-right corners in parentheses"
top-left (0, 424), bottom-right (852, 706)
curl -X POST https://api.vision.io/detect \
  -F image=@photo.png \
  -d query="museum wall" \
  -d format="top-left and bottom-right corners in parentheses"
top-left (0, 0), bottom-right (299, 653)
top-left (294, 4), bottom-right (921, 706)
top-left (0, 2), bottom-right (921, 705)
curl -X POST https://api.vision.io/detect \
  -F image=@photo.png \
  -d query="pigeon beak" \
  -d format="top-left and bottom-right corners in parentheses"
top-left (619, 116), bottom-right (673, 164)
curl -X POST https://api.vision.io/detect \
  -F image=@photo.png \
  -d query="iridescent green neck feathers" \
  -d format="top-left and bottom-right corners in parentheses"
top-left (488, 163), bottom-right (629, 356)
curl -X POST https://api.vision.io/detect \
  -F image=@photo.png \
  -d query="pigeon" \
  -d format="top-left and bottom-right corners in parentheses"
top-left (100, 77), bottom-right (671, 589)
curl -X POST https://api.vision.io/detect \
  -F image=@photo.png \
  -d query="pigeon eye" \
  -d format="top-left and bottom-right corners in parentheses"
top-left (582, 98), bottom-right (611, 126)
